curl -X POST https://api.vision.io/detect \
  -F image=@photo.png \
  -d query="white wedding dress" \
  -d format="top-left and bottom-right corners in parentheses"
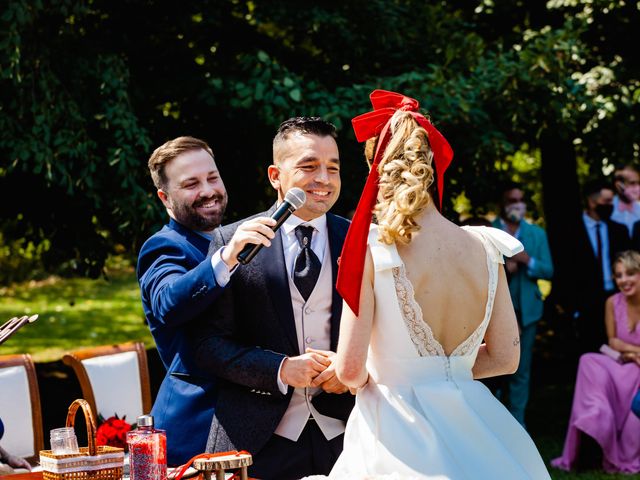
top-left (326, 225), bottom-right (551, 480)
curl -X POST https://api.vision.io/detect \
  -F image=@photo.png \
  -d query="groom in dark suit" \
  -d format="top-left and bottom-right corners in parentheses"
top-left (190, 117), bottom-right (355, 480)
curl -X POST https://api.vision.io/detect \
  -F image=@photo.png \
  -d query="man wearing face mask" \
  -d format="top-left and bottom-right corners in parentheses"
top-left (492, 183), bottom-right (553, 428)
top-left (575, 180), bottom-right (631, 354)
top-left (611, 165), bottom-right (640, 235)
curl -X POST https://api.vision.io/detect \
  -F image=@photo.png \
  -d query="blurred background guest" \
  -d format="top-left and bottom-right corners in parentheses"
top-left (492, 183), bottom-right (553, 428)
top-left (571, 180), bottom-right (630, 355)
top-left (552, 250), bottom-right (640, 474)
top-left (611, 165), bottom-right (640, 236)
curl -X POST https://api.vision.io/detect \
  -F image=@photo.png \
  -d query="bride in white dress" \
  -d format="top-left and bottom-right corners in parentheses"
top-left (321, 90), bottom-right (550, 479)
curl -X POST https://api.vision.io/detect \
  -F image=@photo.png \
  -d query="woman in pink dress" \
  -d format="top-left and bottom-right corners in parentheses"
top-left (552, 250), bottom-right (640, 473)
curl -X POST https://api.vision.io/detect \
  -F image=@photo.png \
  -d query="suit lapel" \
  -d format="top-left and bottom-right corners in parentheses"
top-left (518, 220), bottom-right (531, 246)
top-left (327, 214), bottom-right (345, 351)
top-left (169, 218), bottom-right (210, 255)
top-left (607, 221), bottom-right (617, 254)
top-left (261, 225), bottom-right (299, 354)
top-left (607, 220), bottom-right (629, 256)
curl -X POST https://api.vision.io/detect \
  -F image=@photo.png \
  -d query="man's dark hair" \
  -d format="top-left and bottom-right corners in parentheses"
top-left (275, 116), bottom-right (337, 140)
top-left (500, 181), bottom-right (523, 194)
top-left (496, 181), bottom-right (524, 203)
top-left (583, 178), bottom-right (613, 199)
top-left (272, 117), bottom-right (337, 164)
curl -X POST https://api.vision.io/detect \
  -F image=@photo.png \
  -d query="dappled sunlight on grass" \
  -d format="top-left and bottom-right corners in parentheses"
top-left (0, 269), bottom-right (154, 362)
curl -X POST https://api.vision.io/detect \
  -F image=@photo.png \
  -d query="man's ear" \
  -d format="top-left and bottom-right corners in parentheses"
top-left (614, 180), bottom-right (626, 195)
top-left (267, 164), bottom-right (280, 190)
top-left (157, 189), bottom-right (171, 210)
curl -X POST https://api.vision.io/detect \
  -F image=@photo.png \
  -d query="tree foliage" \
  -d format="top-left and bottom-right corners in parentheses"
top-left (1, 0), bottom-right (638, 281)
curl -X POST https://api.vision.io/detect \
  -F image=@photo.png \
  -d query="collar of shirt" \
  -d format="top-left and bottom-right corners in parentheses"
top-left (498, 218), bottom-right (520, 240)
top-left (582, 211), bottom-right (606, 230)
top-left (281, 213), bottom-right (328, 278)
top-left (613, 195), bottom-right (640, 213)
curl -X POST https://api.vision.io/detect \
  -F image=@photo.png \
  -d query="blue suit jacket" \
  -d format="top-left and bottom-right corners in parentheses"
top-left (137, 218), bottom-right (224, 466)
top-left (492, 219), bottom-right (553, 326)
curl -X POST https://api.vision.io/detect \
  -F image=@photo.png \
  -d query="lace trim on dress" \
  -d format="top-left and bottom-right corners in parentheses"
top-left (391, 233), bottom-right (499, 357)
top-left (392, 265), bottom-right (445, 356)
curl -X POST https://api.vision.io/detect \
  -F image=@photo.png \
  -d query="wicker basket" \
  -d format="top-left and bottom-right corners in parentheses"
top-left (40, 399), bottom-right (124, 480)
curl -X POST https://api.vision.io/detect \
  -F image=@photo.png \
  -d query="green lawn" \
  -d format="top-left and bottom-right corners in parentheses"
top-left (0, 265), bottom-right (154, 362)
top-left (0, 270), bottom-right (635, 479)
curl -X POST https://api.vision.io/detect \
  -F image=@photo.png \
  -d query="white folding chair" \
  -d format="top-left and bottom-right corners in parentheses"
top-left (0, 353), bottom-right (44, 463)
top-left (62, 342), bottom-right (151, 423)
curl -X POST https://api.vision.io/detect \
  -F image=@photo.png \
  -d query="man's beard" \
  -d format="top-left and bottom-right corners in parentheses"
top-left (172, 194), bottom-right (227, 231)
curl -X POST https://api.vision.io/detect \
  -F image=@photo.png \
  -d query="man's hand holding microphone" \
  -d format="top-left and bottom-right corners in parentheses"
top-left (221, 217), bottom-right (277, 269)
top-left (221, 187), bottom-right (307, 268)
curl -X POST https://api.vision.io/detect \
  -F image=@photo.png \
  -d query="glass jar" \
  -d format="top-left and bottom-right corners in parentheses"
top-left (50, 427), bottom-right (79, 454)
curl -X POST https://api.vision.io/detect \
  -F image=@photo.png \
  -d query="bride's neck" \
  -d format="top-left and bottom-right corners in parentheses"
top-left (414, 200), bottom-right (440, 226)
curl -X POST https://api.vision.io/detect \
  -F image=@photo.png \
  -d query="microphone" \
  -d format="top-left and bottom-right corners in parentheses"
top-left (237, 187), bottom-right (307, 265)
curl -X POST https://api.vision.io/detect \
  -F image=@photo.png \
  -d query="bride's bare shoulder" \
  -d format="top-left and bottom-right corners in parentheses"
top-left (399, 218), bottom-right (486, 267)
top-left (438, 220), bottom-right (486, 252)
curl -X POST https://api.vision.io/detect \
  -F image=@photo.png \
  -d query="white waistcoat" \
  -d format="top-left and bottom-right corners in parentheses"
top-left (274, 235), bottom-right (346, 442)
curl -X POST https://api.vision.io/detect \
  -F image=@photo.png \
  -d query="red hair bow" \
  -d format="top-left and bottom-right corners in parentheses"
top-left (336, 90), bottom-right (454, 316)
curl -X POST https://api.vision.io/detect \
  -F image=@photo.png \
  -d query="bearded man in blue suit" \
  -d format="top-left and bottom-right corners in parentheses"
top-left (493, 183), bottom-right (554, 428)
top-left (137, 136), bottom-right (275, 465)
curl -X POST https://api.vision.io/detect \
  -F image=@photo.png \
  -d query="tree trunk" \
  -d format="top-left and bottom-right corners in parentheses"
top-left (539, 126), bottom-right (582, 309)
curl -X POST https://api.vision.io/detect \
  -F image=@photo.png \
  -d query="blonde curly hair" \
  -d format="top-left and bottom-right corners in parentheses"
top-left (365, 110), bottom-right (435, 245)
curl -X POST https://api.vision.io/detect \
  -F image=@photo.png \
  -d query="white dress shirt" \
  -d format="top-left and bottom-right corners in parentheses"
top-left (611, 196), bottom-right (640, 235)
top-left (280, 214), bottom-right (328, 275)
top-left (276, 213), bottom-right (327, 392)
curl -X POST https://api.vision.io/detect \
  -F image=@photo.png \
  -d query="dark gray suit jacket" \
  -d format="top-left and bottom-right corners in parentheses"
top-left (189, 208), bottom-right (355, 456)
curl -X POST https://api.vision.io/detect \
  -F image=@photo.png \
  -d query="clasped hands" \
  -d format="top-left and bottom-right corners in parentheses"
top-left (280, 347), bottom-right (349, 394)
top-left (506, 250), bottom-right (530, 274)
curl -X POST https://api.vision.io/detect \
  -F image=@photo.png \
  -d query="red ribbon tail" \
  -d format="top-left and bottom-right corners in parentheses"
top-left (342, 91), bottom-right (453, 315)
